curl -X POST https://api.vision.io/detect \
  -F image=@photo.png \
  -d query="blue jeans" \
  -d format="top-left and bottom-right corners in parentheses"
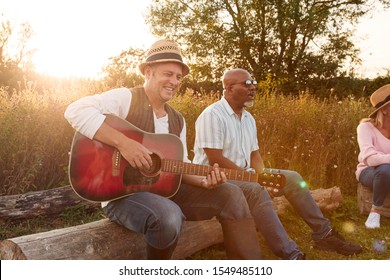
top-left (103, 182), bottom-right (252, 250)
top-left (103, 180), bottom-right (303, 259)
top-left (230, 180), bottom-right (302, 259)
top-left (359, 164), bottom-right (390, 209)
top-left (275, 169), bottom-right (332, 241)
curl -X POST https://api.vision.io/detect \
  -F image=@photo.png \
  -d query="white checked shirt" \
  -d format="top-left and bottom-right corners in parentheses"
top-left (193, 97), bottom-right (259, 169)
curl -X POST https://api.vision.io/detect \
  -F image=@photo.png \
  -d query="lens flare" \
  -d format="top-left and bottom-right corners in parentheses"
top-left (372, 239), bottom-right (387, 255)
top-left (299, 180), bottom-right (308, 189)
top-left (341, 221), bottom-right (356, 233)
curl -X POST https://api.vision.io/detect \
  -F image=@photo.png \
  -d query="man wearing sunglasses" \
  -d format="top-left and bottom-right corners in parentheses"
top-left (193, 68), bottom-right (363, 258)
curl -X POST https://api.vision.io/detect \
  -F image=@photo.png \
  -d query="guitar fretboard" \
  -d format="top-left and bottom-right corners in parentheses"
top-left (161, 159), bottom-right (259, 182)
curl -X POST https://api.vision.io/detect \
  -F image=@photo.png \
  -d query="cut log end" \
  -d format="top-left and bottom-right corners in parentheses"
top-left (0, 240), bottom-right (27, 260)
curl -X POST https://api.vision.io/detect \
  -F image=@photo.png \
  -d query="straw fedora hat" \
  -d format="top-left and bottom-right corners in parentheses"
top-left (369, 84), bottom-right (390, 118)
top-left (139, 39), bottom-right (189, 76)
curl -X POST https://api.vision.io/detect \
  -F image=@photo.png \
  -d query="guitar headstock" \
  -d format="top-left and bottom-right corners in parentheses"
top-left (258, 169), bottom-right (286, 197)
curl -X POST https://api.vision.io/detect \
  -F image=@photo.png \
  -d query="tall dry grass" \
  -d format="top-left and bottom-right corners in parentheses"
top-left (0, 83), bottom-right (371, 196)
top-left (175, 90), bottom-right (371, 196)
top-left (250, 92), bottom-right (370, 195)
top-left (0, 79), bottom-right (106, 195)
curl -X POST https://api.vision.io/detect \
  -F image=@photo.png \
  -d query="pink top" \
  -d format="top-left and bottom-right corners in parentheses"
top-left (356, 121), bottom-right (390, 180)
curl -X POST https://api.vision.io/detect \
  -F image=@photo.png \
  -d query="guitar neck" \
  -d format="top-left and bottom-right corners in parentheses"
top-left (161, 159), bottom-right (259, 183)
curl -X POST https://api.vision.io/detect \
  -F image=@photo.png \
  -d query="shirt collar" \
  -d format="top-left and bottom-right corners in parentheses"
top-left (220, 96), bottom-right (248, 118)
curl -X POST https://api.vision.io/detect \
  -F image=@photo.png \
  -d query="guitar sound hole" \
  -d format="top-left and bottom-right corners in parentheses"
top-left (122, 153), bottom-right (161, 186)
top-left (143, 153), bottom-right (161, 176)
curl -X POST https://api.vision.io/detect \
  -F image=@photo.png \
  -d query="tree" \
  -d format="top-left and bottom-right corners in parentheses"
top-left (145, 0), bottom-right (390, 94)
top-left (101, 47), bottom-right (145, 88)
top-left (0, 15), bottom-right (35, 90)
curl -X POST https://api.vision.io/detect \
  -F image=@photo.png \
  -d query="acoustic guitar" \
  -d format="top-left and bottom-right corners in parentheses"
top-left (68, 115), bottom-right (285, 202)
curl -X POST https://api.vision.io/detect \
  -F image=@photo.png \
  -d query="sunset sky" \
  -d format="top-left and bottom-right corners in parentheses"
top-left (2, 0), bottom-right (390, 79)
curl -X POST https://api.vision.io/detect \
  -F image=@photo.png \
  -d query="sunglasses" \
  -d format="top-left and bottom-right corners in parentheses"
top-left (231, 79), bottom-right (258, 88)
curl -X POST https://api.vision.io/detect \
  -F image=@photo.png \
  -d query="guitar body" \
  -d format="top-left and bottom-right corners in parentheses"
top-left (69, 115), bottom-right (184, 202)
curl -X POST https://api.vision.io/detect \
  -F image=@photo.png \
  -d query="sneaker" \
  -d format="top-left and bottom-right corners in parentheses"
top-left (314, 229), bottom-right (363, 256)
top-left (365, 212), bottom-right (380, 229)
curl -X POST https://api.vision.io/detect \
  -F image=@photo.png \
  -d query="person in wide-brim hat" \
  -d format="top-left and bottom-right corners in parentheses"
top-left (356, 83), bottom-right (390, 229)
top-left (139, 39), bottom-right (190, 77)
top-left (369, 84), bottom-right (390, 118)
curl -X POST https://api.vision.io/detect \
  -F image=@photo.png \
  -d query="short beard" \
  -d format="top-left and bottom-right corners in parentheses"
top-left (244, 101), bottom-right (254, 107)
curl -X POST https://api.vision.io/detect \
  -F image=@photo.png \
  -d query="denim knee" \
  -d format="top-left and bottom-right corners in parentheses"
top-left (144, 201), bottom-right (184, 249)
top-left (283, 170), bottom-right (309, 196)
top-left (104, 195), bottom-right (184, 249)
top-left (375, 164), bottom-right (390, 180)
top-left (240, 183), bottom-right (273, 208)
top-left (217, 183), bottom-right (253, 221)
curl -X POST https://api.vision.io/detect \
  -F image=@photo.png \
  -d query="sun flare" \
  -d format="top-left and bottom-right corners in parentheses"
top-left (3, 0), bottom-right (155, 78)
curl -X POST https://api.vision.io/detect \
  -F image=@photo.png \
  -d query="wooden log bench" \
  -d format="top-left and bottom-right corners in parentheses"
top-left (0, 219), bottom-right (223, 260)
top-left (0, 186), bottom-right (342, 259)
top-left (357, 183), bottom-right (390, 218)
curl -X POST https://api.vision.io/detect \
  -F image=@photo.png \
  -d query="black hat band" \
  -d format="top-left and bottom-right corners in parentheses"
top-left (375, 94), bottom-right (390, 109)
top-left (146, 53), bottom-right (183, 63)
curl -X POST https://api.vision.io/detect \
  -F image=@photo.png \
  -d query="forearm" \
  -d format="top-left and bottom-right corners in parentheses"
top-left (250, 150), bottom-right (265, 173)
top-left (93, 121), bottom-right (129, 149)
top-left (208, 155), bottom-right (242, 171)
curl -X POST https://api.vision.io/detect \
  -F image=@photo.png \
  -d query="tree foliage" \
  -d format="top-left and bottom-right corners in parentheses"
top-left (0, 15), bottom-right (35, 90)
top-left (145, 0), bottom-right (390, 93)
top-left (101, 47), bottom-right (146, 88)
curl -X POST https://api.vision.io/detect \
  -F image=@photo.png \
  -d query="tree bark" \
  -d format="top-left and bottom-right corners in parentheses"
top-left (0, 186), bottom-right (99, 223)
top-left (272, 186), bottom-right (343, 214)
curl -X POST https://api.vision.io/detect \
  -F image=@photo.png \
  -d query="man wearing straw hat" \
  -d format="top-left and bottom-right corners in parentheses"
top-left (356, 84), bottom-right (390, 229)
top-left (65, 39), bottom-right (264, 259)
